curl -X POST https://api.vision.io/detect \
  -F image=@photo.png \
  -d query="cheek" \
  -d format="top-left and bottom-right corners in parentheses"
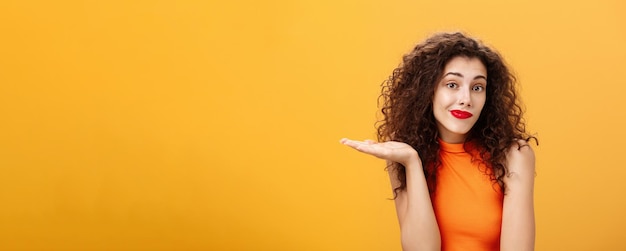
top-left (433, 92), bottom-right (452, 108)
top-left (475, 93), bottom-right (487, 109)
top-left (431, 97), bottom-right (443, 117)
top-left (474, 101), bottom-right (487, 119)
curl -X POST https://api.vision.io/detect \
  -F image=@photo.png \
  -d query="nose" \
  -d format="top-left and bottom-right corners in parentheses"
top-left (458, 87), bottom-right (471, 107)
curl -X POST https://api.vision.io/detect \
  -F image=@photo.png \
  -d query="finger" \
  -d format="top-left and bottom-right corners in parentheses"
top-left (353, 144), bottom-right (390, 159)
top-left (340, 138), bottom-right (351, 145)
top-left (340, 138), bottom-right (362, 145)
top-left (341, 138), bottom-right (379, 147)
top-left (364, 139), bottom-right (376, 144)
top-left (340, 138), bottom-right (391, 159)
top-left (341, 139), bottom-right (380, 154)
top-left (340, 138), bottom-right (369, 146)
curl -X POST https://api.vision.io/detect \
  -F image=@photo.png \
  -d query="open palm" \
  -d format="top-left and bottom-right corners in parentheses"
top-left (340, 138), bottom-right (420, 166)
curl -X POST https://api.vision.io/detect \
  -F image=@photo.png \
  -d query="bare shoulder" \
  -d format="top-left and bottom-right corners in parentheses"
top-left (504, 139), bottom-right (536, 183)
top-left (506, 139), bottom-right (536, 162)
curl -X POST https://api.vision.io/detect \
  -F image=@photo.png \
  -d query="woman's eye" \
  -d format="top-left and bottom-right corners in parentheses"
top-left (472, 85), bottom-right (484, 92)
top-left (446, 83), bottom-right (457, 88)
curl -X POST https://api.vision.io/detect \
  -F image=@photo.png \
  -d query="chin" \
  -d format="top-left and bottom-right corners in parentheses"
top-left (449, 127), bottom-right (472, 136)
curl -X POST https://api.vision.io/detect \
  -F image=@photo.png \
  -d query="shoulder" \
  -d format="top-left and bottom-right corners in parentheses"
top-left (503, 139), bottom-right (536, 184)
top-left (506, 139), bottom-right (535, 164)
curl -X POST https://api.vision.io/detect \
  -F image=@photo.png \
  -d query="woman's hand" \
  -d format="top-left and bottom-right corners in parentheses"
top-left (340, 138), bottom-right (420, 166)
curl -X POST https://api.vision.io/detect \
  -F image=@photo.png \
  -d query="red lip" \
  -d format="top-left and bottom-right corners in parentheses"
top-left (450, 110), bottom-right (473, 119)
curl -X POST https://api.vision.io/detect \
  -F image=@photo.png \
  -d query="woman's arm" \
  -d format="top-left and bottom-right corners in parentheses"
top-left (390, 159), bottom-right (441, 251)
top-left (340, 138), bottom-right (440, 251)
top-left (500, 140), bottom-right (536, 251)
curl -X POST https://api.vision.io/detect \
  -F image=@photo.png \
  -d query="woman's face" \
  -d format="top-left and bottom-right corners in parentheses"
top-left (433, 56), bottom-right (487, 143)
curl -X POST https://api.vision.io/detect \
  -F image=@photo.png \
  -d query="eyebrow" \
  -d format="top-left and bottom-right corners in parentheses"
top-left (443, 72), bottom-right (487, 80)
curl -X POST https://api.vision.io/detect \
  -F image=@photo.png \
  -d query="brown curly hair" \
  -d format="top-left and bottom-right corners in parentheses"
top-left (377, 32), bottom-right (535, 197)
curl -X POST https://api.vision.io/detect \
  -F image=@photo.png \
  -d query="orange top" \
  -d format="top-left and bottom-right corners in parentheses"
top-left (432, 139), bottom-right (503, 251)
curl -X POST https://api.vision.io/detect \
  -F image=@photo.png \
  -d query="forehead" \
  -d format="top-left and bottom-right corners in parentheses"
top-left (442, 56), bottom-right (487, 77)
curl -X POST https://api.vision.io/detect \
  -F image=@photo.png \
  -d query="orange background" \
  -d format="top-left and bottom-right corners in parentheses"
top-left (1, 0), bottom-right (625, 250)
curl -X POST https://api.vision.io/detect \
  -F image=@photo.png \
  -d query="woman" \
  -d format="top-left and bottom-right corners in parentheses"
top-left (340, 32), bottom-right (536, 251)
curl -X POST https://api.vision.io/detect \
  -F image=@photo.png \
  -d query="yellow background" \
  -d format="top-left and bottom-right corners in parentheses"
top-left (1, 0), bottom-right (624, 250)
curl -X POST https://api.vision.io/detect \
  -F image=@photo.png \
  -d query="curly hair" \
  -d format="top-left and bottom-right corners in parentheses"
top-left (377, 32), bottom-right (534, 198)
